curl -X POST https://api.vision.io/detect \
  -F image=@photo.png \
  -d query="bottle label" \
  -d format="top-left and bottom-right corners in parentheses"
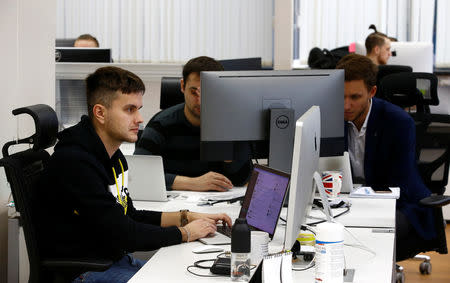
top-left (315, 240), bottom-right (344, 283)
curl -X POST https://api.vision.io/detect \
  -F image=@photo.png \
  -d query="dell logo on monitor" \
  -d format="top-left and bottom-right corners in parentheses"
top-left (275, 115), bottom-right (289, 129)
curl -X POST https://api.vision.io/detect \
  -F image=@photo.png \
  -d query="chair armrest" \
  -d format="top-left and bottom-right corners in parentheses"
top-left (419, 195), bottom-right (450, 208)
top-left (42, 258), bottom-right (113, 272)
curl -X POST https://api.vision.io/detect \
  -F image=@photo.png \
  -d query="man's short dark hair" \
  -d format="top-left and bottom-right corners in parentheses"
top-left (336, 54), bottom-right (378, 91)
top-left (75, 34), bottom-right (99, 47)
top-left (182, 56), bottom-right (224, 84)
top-left (85, 66), bottom-right (145, 119)
top-left (365, 32), bottom-right (388, 54)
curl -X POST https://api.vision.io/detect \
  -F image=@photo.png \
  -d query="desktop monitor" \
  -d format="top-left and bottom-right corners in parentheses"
top-left (55, 47), bottom-right (112, 63)
top-left (284, 106), bottom-right (321, 250)
top-left (354, 41), bottom-right (433, 72)
top-left (200, 69), bottom-right (344, 172)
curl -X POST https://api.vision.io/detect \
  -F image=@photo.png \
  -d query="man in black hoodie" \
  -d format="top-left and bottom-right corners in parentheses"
top-left (36, 66), bottom-right (232, 283)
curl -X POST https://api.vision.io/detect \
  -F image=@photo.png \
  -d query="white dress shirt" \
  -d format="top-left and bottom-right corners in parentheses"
top-left (347, 99), bottom-right (373, 181)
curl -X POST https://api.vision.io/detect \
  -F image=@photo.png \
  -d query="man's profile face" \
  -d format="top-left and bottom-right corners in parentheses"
top-left (181, 72), bottom-right (201, 119)
top-left (377, 38), bottom-right (392, 65)
top-left (74, 39), bottom-right (98, 48)
top-left (104, 92), bottom-right (144, 143)
top-left (344, 80), bottom-right (376, 124)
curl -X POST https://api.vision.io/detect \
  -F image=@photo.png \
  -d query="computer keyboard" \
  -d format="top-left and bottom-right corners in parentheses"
top-left (216, 225), bottom-right (232, 237)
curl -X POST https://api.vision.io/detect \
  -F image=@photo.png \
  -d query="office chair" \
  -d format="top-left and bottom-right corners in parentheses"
top-left (379, 72), bottom-right (439, 113)
top-left (375, 65), bottom-right (412, 99)
top-left (159, 77), bottom-right (184, 110)
top-left (0, 104), bottom-right (112, 283)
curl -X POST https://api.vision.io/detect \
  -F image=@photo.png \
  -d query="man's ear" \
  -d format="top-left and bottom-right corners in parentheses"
top-left (374, 45), bottom-right (380, 55)
top-left (180, 78), bottom-right (185, 94)
top-left (369, 85), bottom-right (377, 98)
top-left (92, 104), bottom-right (107, 125)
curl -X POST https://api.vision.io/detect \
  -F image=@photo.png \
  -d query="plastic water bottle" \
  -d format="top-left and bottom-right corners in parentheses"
top-left (231, 218), bottom-right (251, 281)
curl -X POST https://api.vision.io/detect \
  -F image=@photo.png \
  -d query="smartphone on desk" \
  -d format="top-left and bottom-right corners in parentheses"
top-left (371, 185), bottom-right (391, 193)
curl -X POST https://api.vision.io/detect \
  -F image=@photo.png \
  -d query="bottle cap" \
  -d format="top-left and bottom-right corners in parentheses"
top-left (231, 218), bottom-right (251, 253)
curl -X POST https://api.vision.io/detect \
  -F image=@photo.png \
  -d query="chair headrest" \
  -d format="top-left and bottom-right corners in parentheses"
top-left (160, 77), bottom-right (184, 110)
top-left (2, 104), bottom-right (58, 157)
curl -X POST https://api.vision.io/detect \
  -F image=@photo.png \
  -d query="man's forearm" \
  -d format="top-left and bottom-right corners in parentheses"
top-left (172, 175), bottom-right (196, 191)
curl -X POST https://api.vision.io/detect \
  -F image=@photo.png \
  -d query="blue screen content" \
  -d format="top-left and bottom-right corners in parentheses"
top-left (246, 168), bottom-right (289, 234)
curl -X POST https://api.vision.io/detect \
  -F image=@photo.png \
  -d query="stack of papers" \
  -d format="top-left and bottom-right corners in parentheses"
top-left (349, 187), bottom-right (400, 199)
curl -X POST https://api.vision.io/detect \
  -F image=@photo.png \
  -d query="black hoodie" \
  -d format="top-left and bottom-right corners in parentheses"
top-left (36, 116), bottom-right (181, 260)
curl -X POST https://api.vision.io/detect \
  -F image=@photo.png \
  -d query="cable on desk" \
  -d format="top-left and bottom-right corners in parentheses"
top-left (187, 259), bottom-right (223, 278)
top-left (292, 255), bottom-right (316, 271)
top-left (306, 206), bottom-right (351, 226)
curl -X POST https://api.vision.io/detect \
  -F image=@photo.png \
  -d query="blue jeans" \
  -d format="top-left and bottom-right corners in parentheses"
top-left (72, 254), bottom-right (147, 283)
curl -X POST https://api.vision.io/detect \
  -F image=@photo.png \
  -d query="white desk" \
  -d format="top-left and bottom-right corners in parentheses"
top-left (130, 192), bottom-right (396, 283)
top-left (307, 197), bottom-right (396, 229)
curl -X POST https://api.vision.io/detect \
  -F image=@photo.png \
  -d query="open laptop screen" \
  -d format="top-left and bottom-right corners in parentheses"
top-left (239, 165), bottom-right (290, 238)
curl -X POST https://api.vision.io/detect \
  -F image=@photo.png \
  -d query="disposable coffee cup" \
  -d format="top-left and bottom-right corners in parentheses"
top-left (249, 231), bottom-right (269, 265)
top-left (321, 171), bottom-right (343, 198)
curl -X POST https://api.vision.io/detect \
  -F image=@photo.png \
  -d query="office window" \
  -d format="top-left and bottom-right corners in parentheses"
top-left (294, 0), bottom-right (437, 66)
top-left (56, 0), bottom-right (273, 66)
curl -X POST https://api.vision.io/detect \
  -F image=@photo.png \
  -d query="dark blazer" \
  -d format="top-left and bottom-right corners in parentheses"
top-left (345, 97), bottom-right (435, 240)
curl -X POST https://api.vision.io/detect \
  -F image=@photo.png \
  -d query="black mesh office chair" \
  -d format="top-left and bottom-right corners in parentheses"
top-left (375, 65), bottom-right (412, 100)
top-left (379, 74), bottom-right (450, 281)
top-left (1, 104), bottom-right (112, 283)
top-left (378, 72), bottom-right (439, 113)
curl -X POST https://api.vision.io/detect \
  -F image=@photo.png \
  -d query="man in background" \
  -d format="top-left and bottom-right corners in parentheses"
top-left (74, 34), bottom-right (99, 47)
top-left (135, 56), bottom-right (253, 192)
top-left (365, 32), bottom-right (392, 65)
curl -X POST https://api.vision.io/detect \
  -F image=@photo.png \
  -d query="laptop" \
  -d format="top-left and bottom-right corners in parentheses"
top-left (318, 151), bottom-right (353, 193)
top-left (199, 165), bottom-right (291, 245)
top-left (125, 155), bottom-right (168, 202)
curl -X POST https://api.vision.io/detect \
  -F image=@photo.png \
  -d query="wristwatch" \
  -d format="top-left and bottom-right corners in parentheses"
top-left (180, 209), bottom-right (189, 226)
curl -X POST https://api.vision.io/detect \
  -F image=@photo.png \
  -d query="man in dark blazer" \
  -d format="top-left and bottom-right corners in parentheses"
top-left (336, 54), bottom-right (435, 261)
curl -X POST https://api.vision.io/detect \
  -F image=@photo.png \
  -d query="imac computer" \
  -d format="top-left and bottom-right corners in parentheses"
top-left (354, 41), bottom-right (433, 72)
top-left (55, 47), bottom-right (112, 63)
top-left (284, 106), bottom-right (324, 250)
top-left (200, 70), bottom-right (344, 173)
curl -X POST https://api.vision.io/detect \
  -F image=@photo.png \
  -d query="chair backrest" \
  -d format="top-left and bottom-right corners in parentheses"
top-left (375, 65), bottom-right (412, 99)
top-left (1, 149), bottom-right (51, 282)
top-left (159, 77), bottom-right (184, 110)
top-left (413, 113), bottom-right (450, 195)
top-left (379, 72), bottom-right (439, 113)
top-left (1, 104), bottom-right (58, 282)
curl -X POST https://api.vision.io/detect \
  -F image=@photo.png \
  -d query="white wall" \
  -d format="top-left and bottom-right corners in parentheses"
top-left (0, 0), bottom-right (55, 281)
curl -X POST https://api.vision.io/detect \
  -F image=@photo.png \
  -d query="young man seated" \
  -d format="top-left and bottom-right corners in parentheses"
top-left (135, 56), bottom-right (253, 192)
top-left (36, 66), bottom-right (232, 283)
top-left (365, 31), bottom-right (392, 65)
top-left (336, 54), bottom-right (435, 261)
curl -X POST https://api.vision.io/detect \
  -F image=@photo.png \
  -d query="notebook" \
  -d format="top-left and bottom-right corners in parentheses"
top-left (199, 165), bottom-right (291, 245)
top-left (125, 155), bottom-right (168, 202)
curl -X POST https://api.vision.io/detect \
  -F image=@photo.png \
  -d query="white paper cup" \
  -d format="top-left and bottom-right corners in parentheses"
top-left (321, 171), bottom-right (343, 198)
top-left (250, 231), bottom-right (269, 265)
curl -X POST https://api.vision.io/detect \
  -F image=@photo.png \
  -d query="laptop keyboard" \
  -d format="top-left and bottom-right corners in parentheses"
top-left (217, 225), bottom-right (232, 237)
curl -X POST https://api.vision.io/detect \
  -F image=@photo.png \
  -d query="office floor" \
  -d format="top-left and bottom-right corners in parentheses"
top-left (400, 224), bottom-right (450, 282)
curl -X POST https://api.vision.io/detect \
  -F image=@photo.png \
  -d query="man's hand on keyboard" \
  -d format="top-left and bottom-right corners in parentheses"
top-left (188, 211), bottom-right (232, 227)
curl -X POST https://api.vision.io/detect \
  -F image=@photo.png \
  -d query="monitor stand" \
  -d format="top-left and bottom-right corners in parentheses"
top-left (268, 108), bottom-right (295, 173)
top-left (313, 171), bottom-right (333, 221)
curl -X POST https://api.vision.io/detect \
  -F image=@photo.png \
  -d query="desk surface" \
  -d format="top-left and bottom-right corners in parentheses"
top-left (131, 191), bottom-right (396, 283)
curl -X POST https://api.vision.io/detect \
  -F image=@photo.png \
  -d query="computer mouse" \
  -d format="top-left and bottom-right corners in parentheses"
top-left (192, 245), bottom-right (224, 254)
